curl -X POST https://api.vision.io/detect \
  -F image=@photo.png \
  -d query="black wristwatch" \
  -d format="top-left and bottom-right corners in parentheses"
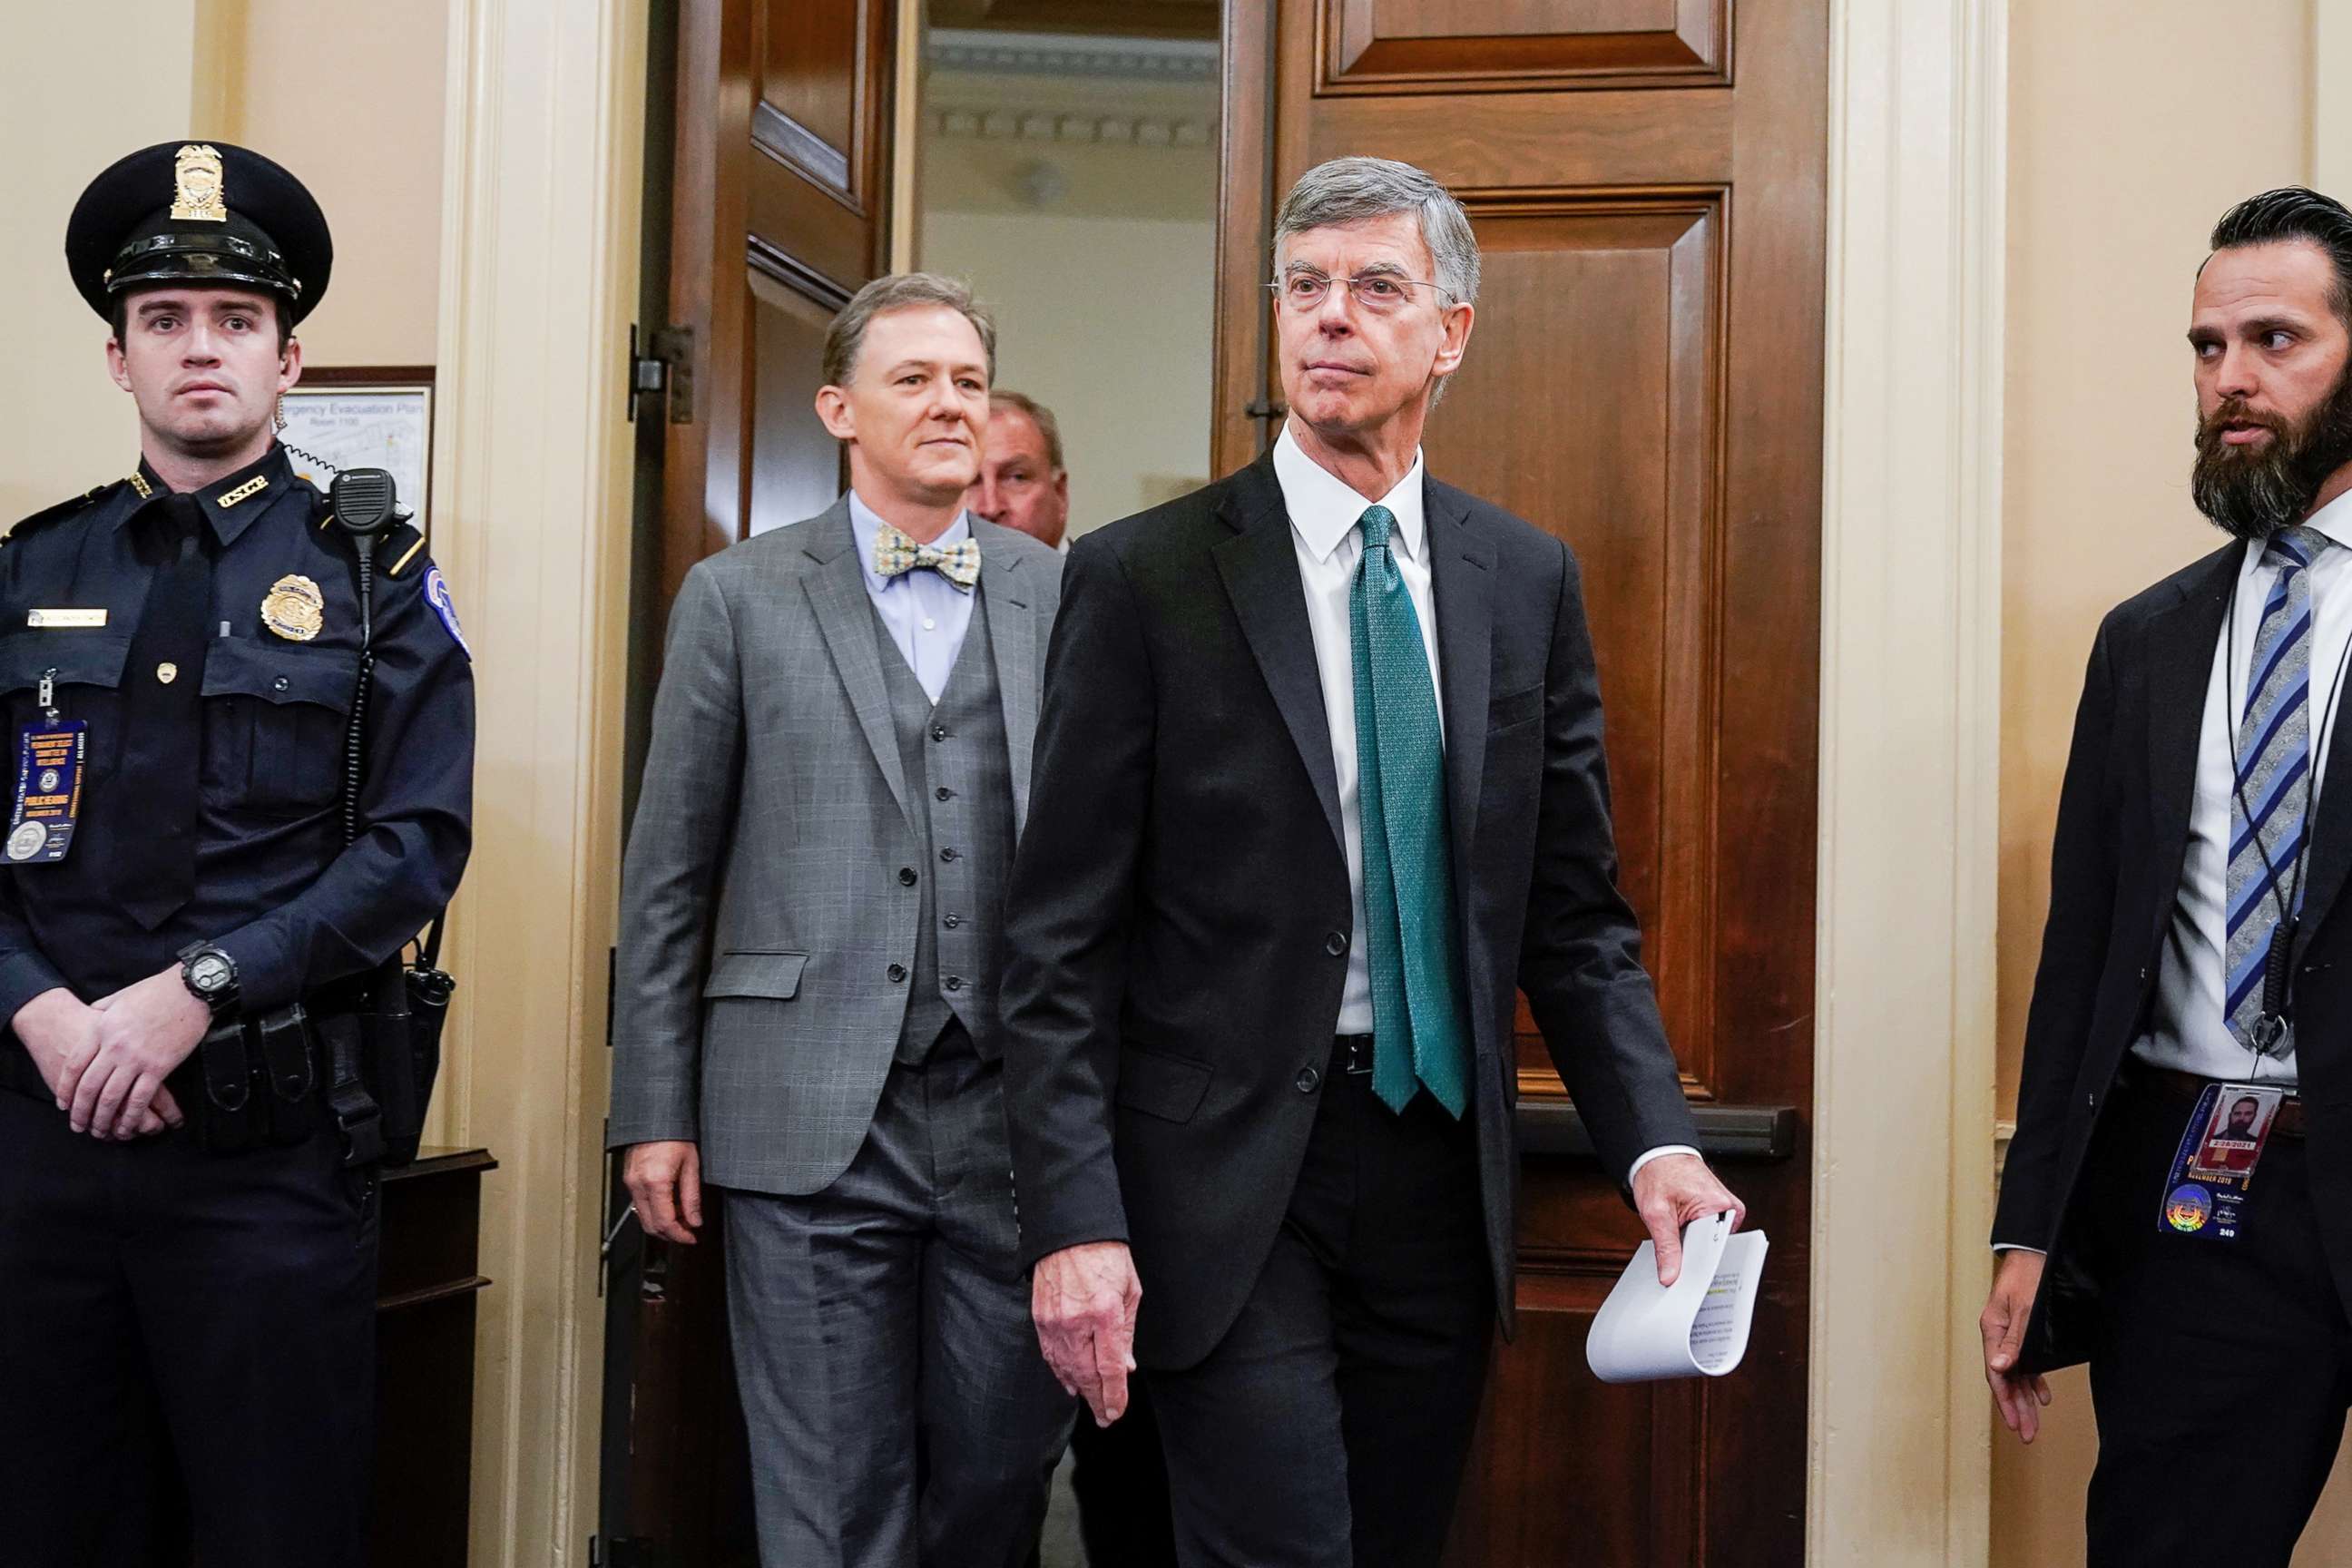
top-left (177, 942), bottom-right (240, 1014)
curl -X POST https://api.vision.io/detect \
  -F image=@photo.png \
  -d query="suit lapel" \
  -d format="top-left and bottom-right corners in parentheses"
top-left (2144, 547), bottom-right (2239, 951)
top-left (1212, 456), bottom-right (1346, 854)
top-left (800, 501), bottom-right (917, 833)
top-left (2299, 590), bottom-right (2352, 956)
top-left (974, 523), bottom-right (1040, 829)
top-left (1426, 479), bottom-right (1494, 899)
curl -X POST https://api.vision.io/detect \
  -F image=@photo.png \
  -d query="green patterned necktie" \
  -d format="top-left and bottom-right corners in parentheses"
top-left (1349, 504), bottom-right (1471, 1118)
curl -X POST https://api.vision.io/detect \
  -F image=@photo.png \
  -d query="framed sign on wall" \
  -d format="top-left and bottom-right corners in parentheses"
top-left (279, 365), bottom-right (436, 536)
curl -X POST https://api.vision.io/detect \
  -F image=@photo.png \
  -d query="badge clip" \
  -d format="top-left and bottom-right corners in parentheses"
top-left (2253, 916), bottom-right (2298, 1056)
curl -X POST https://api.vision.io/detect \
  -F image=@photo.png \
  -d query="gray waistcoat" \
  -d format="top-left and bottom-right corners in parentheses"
top-left (873, 590), bottom-right (1016, 1063)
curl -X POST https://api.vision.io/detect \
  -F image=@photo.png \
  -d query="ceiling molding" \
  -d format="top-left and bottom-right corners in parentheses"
top-left (926, 27), bottom-right (1219, 83)
top-left (931, 103), bottom-right (1214, 150)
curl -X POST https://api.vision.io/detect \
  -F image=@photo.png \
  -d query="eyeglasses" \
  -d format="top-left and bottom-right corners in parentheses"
top-left (1267, 270), bottom-right (1453, 314)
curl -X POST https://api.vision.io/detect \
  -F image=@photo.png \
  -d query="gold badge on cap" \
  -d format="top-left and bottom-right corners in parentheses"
top-left (261, 574), bottom-right (325, 642)
top-left (171, 143), bottom-right (228, 223)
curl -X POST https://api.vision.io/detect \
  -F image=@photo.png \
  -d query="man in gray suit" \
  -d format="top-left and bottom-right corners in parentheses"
top-left (610, 272), bottom-right (1073, 1567)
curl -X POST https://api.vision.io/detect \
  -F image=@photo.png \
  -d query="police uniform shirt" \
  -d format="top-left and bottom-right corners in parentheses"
top-left (0, 445), bottom-right (472, 1093)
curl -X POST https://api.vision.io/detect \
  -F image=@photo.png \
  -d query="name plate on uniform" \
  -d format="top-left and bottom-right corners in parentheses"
top-left (27, 609), bottom-right (106, 629)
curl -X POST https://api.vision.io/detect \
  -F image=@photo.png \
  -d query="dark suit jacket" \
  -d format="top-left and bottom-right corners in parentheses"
top-left (999, 451), bottom-right (1699, 1370)
top-left (2000, 541), bottom-right (2352, 1372)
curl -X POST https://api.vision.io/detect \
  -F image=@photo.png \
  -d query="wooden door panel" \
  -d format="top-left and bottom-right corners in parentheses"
top-left (1455, 1272), bottom-right (1705, 1567)
top-left (760, 3), bottom-right (862, 187)
top-left (1433, 196), bottom-right (1726, 1098)
top-left (1323, 0), bottom-right (1727, 92)
top-left (747, 271), bottom-right (846, 537)
top-left (1221, 0), bottom-right (1823, 1562)
top-left (749, 0), bottom-right (888, 291)
top-left (1306, 93), bottom-right (1733, 184)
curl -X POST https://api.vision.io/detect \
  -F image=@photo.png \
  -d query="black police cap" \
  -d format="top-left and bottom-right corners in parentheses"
top-left (64, 142), bottom-right (333, 326)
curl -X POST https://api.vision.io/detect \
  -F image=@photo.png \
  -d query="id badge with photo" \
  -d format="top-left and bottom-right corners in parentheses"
top-left (2158, 1082), bottom-right (2285, 1240)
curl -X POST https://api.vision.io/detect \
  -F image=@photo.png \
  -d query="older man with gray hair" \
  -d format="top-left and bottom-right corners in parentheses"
top-left (999, 157), bottom-right (1742, 1565)
top-left (612, 271), bottom-right (1072, 1566)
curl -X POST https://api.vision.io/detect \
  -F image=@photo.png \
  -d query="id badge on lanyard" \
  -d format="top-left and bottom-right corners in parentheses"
top-left (8, 670), bottom-right (85, 865)
top-left (2159, 1083), bottom-right (2286, 1240)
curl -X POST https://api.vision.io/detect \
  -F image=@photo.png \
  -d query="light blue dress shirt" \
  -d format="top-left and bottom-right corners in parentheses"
top-left (847, 490), bottom-right (979, 703)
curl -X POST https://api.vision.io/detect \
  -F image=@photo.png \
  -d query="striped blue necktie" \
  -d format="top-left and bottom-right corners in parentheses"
top-left (1349, 505), bottom-right (1471, 1117)
top-left (2225, 524), bottom-right (2332, 1050)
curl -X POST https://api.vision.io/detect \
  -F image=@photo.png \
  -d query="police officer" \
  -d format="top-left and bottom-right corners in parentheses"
top-left (0, 142), bottom-right (473, 1566)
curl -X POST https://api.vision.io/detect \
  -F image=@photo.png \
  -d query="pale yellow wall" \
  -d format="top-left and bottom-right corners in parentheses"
top-left (922, 203), bottom-right (1217, 528)
top-left (916, 65), bottom-right (1220, 530)
top-left (1, 0), bottom-right (199, 522)
top-left (0, 0), bottom-right (442, 534)
top-left (198, 0), bottom-right (448, 368)
top-left (1993, 0), bottom-right (2328, 1560)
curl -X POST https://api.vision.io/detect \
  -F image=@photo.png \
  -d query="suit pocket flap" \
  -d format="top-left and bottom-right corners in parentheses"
top-left (1489, 681), bottom-right (1544, 730)
top-left (702, 951), bottom-right (808, 999)
top-left (1115, 1044), bottom-right (1213, 1123)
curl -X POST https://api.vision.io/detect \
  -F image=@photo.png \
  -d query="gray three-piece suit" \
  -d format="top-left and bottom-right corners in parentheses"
top-left (610, 495), bottom-right (1073, 1566)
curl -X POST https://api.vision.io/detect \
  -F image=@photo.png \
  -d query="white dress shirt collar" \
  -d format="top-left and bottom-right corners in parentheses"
top-left (2288, 485), bottom-right (2352, 554)
top-left (1271, 424), bottom-right (1426, 564)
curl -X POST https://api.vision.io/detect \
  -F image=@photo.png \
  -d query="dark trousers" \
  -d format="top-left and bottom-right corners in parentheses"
top-left (2083, 1066), bottom-right (2352, 1567)
top-left (1069, 1372), bottom-right (1179, 1568)
top-left (721, 1026), bottom-right (1075, 1568)
top-left (0, 1083), bottom-right (380, 1568)
top-left (1149, 1051), bottom-right (1494, 1568)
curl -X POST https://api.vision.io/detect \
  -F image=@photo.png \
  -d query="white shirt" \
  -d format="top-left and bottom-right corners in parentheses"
top-left (1271, 426), bottom-right (1692, 1184)
top-left (846, 490), bottom-right (979, 703)
top-left (2134, 491), bottom-right (2352, 1086)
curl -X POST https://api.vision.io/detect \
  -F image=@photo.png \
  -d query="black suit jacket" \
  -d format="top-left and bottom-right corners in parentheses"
top-left (2001, 541), bottom-right (2352, 1371)
top-left (999, 452), bottom-right (1699, 1370)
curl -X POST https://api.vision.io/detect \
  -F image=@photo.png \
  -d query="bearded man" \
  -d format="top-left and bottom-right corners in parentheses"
top-left (1981, 187), bottom-right (2352, 1566)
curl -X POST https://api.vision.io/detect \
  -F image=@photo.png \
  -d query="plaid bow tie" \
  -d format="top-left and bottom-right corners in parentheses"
top-left (873, 524), bottom-right (981, 592)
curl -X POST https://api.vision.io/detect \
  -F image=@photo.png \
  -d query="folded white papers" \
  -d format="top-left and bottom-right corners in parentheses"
top-left (1584, 1211), bottom-right (1768, 1384)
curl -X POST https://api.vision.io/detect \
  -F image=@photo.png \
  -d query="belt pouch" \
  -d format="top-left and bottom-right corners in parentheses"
top-left (398, 964), bottom-right (454, 1164)
top-left (256, 1004), bottom-right (318, 1146)
top-left (195, 1015), bottom-right (258, 1155)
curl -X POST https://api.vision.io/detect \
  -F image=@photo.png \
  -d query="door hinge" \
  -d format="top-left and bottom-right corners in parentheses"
top-left (592, 1535), bottom-right (662, 1567)
top-left (627, 324), bottom-right (695, 425)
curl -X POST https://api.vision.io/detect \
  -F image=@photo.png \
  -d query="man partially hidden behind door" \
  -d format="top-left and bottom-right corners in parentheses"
top-left (1983, 189), bottom-right (2352, 1567)
top-left (610, 273), bottom-right (1073, 1566)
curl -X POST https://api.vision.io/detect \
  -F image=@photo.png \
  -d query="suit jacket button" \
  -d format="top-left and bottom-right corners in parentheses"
top-left (931, 724), bottom-right (949, 742)
top-left (898, 867), bottom-right (918, 887)
top-left (1296, 1066), bottom-right (1320, 1093)
top-left (946, 975), bottom-right (964, 992)
top-left (887, 964), bottom-right (907, 984)
top-left (1324, 931), bottom-right (1348, 956)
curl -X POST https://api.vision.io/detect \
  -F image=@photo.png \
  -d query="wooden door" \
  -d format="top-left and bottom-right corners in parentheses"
top-left (1212, 4), bottom-right (1825, 1563)
top-left (602, 1), bottom-right (895, 1562)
